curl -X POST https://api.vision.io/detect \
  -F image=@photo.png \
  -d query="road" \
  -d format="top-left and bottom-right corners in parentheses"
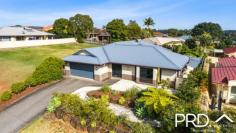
top-left (0, 78), bottom-right (101, 133)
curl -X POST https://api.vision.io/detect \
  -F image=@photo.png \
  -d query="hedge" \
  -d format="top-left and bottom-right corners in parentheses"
top-left (1, 91), bottom-right (12, 101)
top-left (4, 57), bottom-right (64, 101)
top-left (11, 82), bottom-right (27, 94)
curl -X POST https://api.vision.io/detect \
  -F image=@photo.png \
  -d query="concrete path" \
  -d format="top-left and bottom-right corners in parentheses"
top-left (0, 78), bottom-right (100, 133)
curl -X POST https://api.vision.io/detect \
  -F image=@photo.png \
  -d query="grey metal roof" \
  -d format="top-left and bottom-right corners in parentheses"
top-left (64, 40), bottom-right (190, 70)
top-left (187, 57), bottom-right (202, 68)
top-left (0, 26), bottom-right (54, 36)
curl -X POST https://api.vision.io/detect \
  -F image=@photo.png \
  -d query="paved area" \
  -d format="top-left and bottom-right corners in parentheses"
top-left (0, 78), bottom-right (100, 133)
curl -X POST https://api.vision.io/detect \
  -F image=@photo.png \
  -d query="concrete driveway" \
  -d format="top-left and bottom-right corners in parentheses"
top-left (0, 78), bottom-right (101, 133)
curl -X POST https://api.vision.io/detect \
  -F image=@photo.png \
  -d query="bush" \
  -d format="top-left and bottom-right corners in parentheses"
top-left (11, 82), bottom-right (27, 94)
top-left (118, 96), bottom-right (126, 105)
top-left (47, 96), bottom-right (61, 112)
top-left (101, 85), bottom-right (111, 94)
top-left (26, 57), bottom-right (64, 86)
top-left (123, 87), bottom-right (140, 100)
top-left (1, 91), bottom-right (12, 101)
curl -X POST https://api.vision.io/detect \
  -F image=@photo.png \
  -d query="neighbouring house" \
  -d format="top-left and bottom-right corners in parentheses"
top-left (153, 31), bottom-right (167, 37)
top-left (224, 47), bottom-right (236, 57)
top-left (144, 36), bottom-right (185, 46)
top-left (211, 57), bottom-right (236, 104)
top-left (64, 41), bottom-right (199, 87)
top-left (42, 25), bottom-right (53, 32)
top-left (0, 26), bottom-right (54, 42)
top-left (86, 28), bottom-right (111, 44)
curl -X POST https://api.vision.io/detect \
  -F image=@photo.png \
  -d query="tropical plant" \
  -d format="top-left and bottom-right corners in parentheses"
top-left (135, 107), bottom-right (146, 119)
top-left (144, 17), bottom-right (155, 29)
top-left (118, 96), bottom-right (126, 105)
top-left (101, 84), bottom-right (111, 94)
top-left (47, 96), bottom-right (61, 112)
top-left (137, 87), bottom-right (178, 114)
top-left (123, 87), bottom-right (140, 100)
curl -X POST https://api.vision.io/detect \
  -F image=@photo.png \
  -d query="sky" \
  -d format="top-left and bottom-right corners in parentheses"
top-left (0, 0), bottom-right (235, 30)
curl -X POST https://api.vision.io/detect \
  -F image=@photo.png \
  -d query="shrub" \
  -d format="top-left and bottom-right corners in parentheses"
top-left (11, 82), bottom-right (27, 94)
top-left (101, 84), bottom-right (111, 94)
top-left (47, 96), bottom-right (61, 112)
top-left (27, 57), bottom-right (64, 86)
top-left (118, 96), bottom-right (126, 105)
top-left (123, 87), bottom-right (140, 99)
top-left (1, 91), bottom-right (12, 101)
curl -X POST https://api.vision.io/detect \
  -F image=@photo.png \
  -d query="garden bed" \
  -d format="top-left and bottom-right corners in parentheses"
top-left (87, 89), bottom-right (136, 108)
top-left (0, 80), bottom-right (63, 112)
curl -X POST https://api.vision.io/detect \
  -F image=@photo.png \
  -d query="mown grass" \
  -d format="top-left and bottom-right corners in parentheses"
top-left (20, 113), bottom-right (79, 133)
top-left (0, 43), bottom-right (98, 93)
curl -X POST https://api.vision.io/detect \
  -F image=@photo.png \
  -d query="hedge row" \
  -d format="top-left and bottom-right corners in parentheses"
top-left (1, 57), bottom-right (64, 101)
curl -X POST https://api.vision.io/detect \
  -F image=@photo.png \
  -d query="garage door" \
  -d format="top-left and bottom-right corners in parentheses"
top-left (70, 63), bottom-right (94, 79)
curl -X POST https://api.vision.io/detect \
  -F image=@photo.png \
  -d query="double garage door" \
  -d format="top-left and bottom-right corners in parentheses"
top-left (70, 63), bottom-right (94, 79)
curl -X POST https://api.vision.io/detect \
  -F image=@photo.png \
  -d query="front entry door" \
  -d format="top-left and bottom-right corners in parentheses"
top-left (112, 64), bottom-right (122, 77)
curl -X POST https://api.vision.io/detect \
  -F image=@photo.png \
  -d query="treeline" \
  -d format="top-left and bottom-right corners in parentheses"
top-left (50, 13), bottom-right (156, 43)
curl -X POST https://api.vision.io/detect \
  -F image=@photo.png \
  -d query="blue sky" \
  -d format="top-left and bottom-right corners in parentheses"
top-left (0, 0), bottom-right (235, 30)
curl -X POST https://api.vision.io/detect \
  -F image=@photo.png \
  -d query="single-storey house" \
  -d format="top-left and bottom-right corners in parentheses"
top-left (0, 26), bottom-right (54, 42)
top-left (64, 41), bottom-right (197, 87)
top-left (224, 47), bottom-right (236, 57)
top-left (144, 37), bottom-right (185, 46)
top-left (211, 57), bottom-right (236, 104)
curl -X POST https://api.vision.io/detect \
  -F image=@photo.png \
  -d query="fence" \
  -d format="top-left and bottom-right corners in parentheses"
top-left (0, 38), bottom-right (77, 49)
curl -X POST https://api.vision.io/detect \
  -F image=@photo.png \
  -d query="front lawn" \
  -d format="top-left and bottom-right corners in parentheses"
top-left (0, 43), bottom-right (98, 93)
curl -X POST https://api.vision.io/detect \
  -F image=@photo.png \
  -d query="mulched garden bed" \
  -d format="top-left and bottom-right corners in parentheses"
top-left (0, 80), bottom-right (63, 112)
top-left (87, 90), bottom-right (135, 108)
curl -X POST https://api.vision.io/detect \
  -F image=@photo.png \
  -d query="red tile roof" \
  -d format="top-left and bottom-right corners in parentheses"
top-left (218, 57), bottom-right (236, 67)
top-left (211, 67), bottom-right (236, 84)
top-left (224, 47), bottom-right (236, 54)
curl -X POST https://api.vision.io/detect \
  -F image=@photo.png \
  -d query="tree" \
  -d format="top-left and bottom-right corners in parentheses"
top-left (185, 38), bottom-right (197, 49)
top-left (52, 18), bottom-right (70, 38)
top-left (199, 32), bottom-right (213, 47)
top-left (167, 28), bottom-right (182, 37)
top-left (217, 34), bottom-right (233, 49)
top-left (191, 22), bottom-right (223, 41)
top-left (69, 14), bottom-right (93, 43)
top-left (106, 19), bottom-right (128, 42)
top-left (127, 20), bottom-right (141, 40)
top-left (138, 87), bottom-right (178, 114)
top-left (144, 17), bottom-right (155, 29)
top-left (141, 29), bottom-right (152, 39)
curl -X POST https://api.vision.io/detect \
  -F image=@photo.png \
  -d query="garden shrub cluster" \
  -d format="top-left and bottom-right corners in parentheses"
top-left (0, 91), bottom-right (12, 101)
top-left (49, 93), bottom-right (157, 133)
top-left (1, 57), bottom-right (64, 101)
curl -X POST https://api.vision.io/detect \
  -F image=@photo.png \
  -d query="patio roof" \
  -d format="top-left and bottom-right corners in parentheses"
top-left (212, 67), bottom-right (236, 84)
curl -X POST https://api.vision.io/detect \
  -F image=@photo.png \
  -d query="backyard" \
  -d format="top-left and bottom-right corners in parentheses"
top-left (0, 43), bottom-right (98, 94)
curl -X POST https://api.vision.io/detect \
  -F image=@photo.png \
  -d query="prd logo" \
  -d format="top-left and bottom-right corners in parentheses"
top-left (175, 113), bottom-right (234, 128)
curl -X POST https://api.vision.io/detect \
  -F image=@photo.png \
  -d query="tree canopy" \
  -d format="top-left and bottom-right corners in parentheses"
top-left (106, 19), bottom-right (128, 42)
top-left (144, 17), bottom-right (155, 29)
top-left (127, 20), bottom-right (141, 40)
top-left (52, 18), bottom-right (71, 38)
top-left (191, 22), bottom-right (223, 41)
top-left (69, 13), bottom-right (94, 43)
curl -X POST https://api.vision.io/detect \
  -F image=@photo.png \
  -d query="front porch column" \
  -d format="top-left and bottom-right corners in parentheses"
top-left (153, 68), bottom-right (158, 86)
top-left (136, 66), bottom-right (140, 83)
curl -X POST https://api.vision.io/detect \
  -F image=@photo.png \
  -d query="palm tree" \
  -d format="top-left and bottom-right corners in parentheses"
top-left (144, 17), bottom-right (155, 29)
top-left (138, 87), bottom-right (177, 114)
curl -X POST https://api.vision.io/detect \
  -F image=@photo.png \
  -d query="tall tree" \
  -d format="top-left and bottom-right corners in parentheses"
top-left (144, 17), bottom-right (155, 29)
top-left (106, 19), bottom-right (128, 42)
top-left (52, 18), bottom-right (70, 38)
top-left (199, 32), bottom-right (213, 47)
top-left (127, 20), bottom-right (141, 40)
top-left (191, 22), bottom-right (223, 41)
top-left (69, 14), bottom-right (93, 43)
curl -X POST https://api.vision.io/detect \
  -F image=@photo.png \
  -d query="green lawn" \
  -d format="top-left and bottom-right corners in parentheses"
top-left (0, 43), bottom-right (98, 93)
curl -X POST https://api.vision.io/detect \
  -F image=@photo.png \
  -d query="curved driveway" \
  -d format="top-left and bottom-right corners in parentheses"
top-left (0, 78), bottom-right (101, 133)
